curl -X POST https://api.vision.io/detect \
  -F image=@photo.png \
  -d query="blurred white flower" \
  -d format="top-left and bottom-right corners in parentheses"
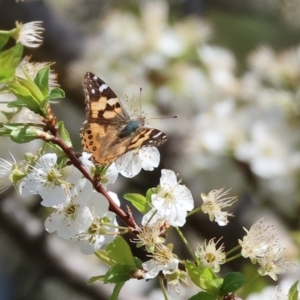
top-left (235, 122), bottom-right (291, 178)
top-left (0, 156), bottom-right (15, 192)
top-left (257, 245), bottom-right (296, 281)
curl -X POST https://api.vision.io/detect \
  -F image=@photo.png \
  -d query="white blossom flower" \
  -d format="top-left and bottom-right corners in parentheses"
top-left (78, 191), bottom-right (119, 255)
top-left (19, 153), bottom-right (66, 207)
top-left (234, 122), bottom-right (290, 178)
top-left (142, 244), bottom-right (179, 279)
top-left (45, 179), bottom-right (93, 239)
top-left (116, 147), bottom-right (160, 178)
top-left (201, 188), bottom-right (237, 226)
top-left (257, 245), bottom-right (296, 281)
top-left (14, 21), bottom-right (44, 48)
top-left (195, 238), bottom-right (226, 273)
top-left (0, 156), bottom-right (15, 192)
top-left (239, 217), bottom-right (277, 263)
top-left (142, 169), bottom-right (194, 227)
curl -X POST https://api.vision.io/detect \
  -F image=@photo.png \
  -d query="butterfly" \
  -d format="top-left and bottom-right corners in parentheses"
top-left (80, 72), bottom-right (167, 165)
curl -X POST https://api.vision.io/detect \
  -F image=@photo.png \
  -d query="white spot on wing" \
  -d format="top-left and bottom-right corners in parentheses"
top-left (99, 84), bottom-right (108, 93)
top-left (93, 75), bottom-right (98, 80)
top-left (153, 132), bottom-right (163, 139)
top-left (91, 89), bottom-right (95, 94)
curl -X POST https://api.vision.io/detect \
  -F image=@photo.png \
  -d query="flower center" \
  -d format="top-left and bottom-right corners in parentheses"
top-left (66, 203), bottom-right (78, 221)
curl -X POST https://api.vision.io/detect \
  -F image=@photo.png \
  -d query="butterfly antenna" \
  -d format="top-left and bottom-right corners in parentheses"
top-left (139, 86), bottom-right (143, 116)
top-left (149, 115), bottom-right (179, 120)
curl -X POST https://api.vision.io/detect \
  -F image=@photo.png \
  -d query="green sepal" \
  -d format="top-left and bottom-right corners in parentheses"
top-left (46, 142), bottom-right (64, 154)
top-left (109, 282), bottom-right (125, 300)
top-left (220, 272), bottom-right (246, 296)
top-left (56, 155), bottom-right (69, 169)
top-left (288, 280), bottom-right (299, 300)
top-left (0, 43), bottom-right (23, 82)
top-left (57, 121), bottom-right (72, 148)
top-left (103, 264), bottom-right (133, 284)
top-left (123, 193), bottom-right (151, 214)
top-left (106, 236), bottom-right (136, 267)
top-left (0, 32), bottom-right (10, 49)
top-left (134, 257), bottom-right (143, 269)
top-left (87, 275), bottom-right (105, 285)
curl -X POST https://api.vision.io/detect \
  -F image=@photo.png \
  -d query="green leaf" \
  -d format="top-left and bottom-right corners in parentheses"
top-left (57, 121), bottom-right (72, 148)
top-left (288, 281), bottom-right (299, 300)
top-left (220, 272), bottom-right (246, 296)
top-left (94, 250), bottom-right (116, 267)
top-left (123, 193), bottom-right (151, 214)
top-left (185, 261), bottom-right (219, 295)
top-left (8, 125), bottom-right (39, 143)
top-left (103, 264), bottom-right (132, 284)
top-left (106, 236), bottom-right (136, 267)
top-left (88, 275), bottom-right (105, 284)
top-left (188, 291), bottom-right (217, 300)
top-left (8, 83), bottom-right (42, 114)
top-left (34, 67), bottom-right (49, 97)
top-left (17, 75), bottom-right (44, 103)
top-left (48, 88), bottom-right (65, 100)
top-left (0, 43), bottom-right (23, 82)
top-left (109, 282), bottom-right (125, 300)
top-left (0, 33), bottom-right (10, 49)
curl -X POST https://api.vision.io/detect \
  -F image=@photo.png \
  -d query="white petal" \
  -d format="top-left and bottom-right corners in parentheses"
top-left (142, 259), bottom-right (162, 279)
top-left (173, 185), bottom-right (194, 210)
top-left (139, 147), bottom-right (160, 171)
top-left (87, 192), bottom-right (109, 215)
top-left (141, 208), bottom-right (165, 226)
top-left (214, 211), bottom-right (229, 226)
top-left (116, 150), bottom-right (142, 178)
top-left (108, 191), bottom-right (120, 207)
top-left (103, 163), bottom-right (119, 185)
top-left (160, 169), bottom-right (177, 188)
top-left (74, 179), bottom-right (93, 205)
top-left (40, 185), bottom-right (65, 207)
top-left (37, 153), bottom-right (57, 168)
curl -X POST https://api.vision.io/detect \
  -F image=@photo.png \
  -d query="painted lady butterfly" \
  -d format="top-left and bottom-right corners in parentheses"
top-left (80, 72), bottom-right (167, 165)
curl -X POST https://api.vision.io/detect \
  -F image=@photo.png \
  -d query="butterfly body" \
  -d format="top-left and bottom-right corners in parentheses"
top-left (80, 72), bottom-right (167, 165)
